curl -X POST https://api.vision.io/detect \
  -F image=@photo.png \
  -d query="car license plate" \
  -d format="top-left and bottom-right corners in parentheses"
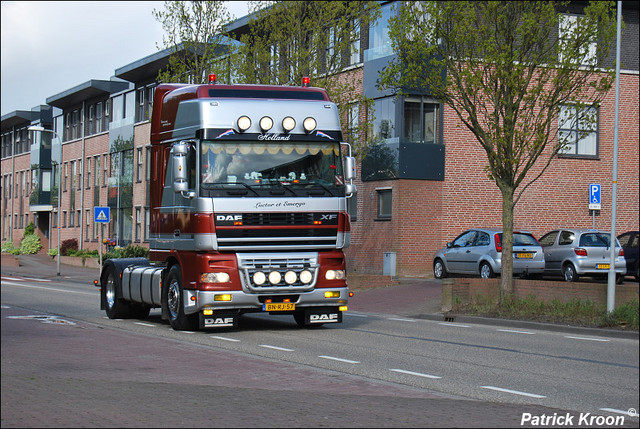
top-left (263, 303), bottom-right (295, 312)
top-left (515, 252), bottom-right (533, 259)
top-left (597, 264), bottom-right (610, 269)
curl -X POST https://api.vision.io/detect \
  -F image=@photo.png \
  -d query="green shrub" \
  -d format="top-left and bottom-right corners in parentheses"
top-left (1, 241), bottom-right (15, 254)
top-left (121, 245), bottom-right (149, 258)
top-left (23, 222), bottom-right (35, 238)
top-left (103, 248), bottom-right (122, 260)
top-left (18, 234), bottom-right (41, 255)
top-left (48, 248), bottom-right (58, 257)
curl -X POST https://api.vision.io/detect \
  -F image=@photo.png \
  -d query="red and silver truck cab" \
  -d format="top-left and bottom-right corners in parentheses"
top-left (97, 77), bottom-right (356, 330)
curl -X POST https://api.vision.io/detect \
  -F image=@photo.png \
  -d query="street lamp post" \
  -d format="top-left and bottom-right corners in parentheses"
top-left (28, 126), bottom-right (62, 276)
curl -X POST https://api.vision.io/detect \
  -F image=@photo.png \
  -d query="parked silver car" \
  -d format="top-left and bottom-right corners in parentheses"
top-left (538, 229), bottom-right (626, 283)
top-left (433, 228), bottom-right (545, 279)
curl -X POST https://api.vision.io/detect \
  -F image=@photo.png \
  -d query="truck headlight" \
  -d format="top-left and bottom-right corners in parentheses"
top-left (253, 271), bottom-right (266, 285)
top-left (201, 272), bottom-right (231, 283)
top-left (325, 270), bottom-right (345, 280)
top-left (299, 270), bottom-right (313, 284)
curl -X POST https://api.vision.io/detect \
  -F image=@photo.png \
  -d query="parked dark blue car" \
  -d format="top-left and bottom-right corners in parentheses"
top-left (617, 231), bottom-right (639, 281)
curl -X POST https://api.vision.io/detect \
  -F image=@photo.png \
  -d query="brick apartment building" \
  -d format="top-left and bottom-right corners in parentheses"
top-left (2, 1), bottom-right (638, 278)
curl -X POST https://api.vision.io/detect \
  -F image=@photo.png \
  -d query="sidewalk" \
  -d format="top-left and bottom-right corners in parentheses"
top-left (1, 253), bottom-right (101, 284)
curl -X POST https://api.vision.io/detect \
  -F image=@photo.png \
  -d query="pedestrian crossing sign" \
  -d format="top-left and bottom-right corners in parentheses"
top-left (94, 206), bottom-right (110, 223)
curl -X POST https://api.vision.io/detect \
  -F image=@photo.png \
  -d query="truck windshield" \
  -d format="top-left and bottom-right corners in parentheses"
top-left (200, 140), bottom-right (343, 191)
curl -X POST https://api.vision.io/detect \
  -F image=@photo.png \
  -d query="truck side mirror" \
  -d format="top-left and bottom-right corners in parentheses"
top-left (344, 156), bottom-right (356, 181)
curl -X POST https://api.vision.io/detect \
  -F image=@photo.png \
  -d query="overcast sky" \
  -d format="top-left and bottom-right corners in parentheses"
top-left (1, 1), bottom-right (249, 116)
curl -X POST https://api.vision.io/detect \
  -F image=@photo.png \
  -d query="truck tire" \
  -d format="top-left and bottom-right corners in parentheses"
top-left (165, 265), bottom-right (198, 331)
top-left (102, 265), bottom-right (133, 319)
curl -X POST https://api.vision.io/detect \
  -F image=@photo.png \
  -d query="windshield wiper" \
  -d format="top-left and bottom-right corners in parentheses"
top-left (269, 181), bottom-right (299, 196)
top-left (204, 182), bottom-right (260, 196)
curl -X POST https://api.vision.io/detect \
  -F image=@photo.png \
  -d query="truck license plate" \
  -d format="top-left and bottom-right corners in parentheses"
top-left (515, 253), bottom-right (533, 259)
top-left (597, 264), bottom-right (610, 269)
top-left (264, 303), bottom-right (295, 312)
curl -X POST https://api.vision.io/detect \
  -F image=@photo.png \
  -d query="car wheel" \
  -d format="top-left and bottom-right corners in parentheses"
top-left (433, 259), bottom-right (447, 279)
top-left (562, 263), bottom-right (578, 282)
top-left (479, 262), bottom-right (495, 279)
top-left (616, 274), bottom-right (624, 285)
top-left (165, 265), bottom-right (198, 331)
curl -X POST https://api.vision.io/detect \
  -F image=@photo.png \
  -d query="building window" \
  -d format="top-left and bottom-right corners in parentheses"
top-left (86, 157), bottom-right (91, 188)
top-left (349, 19), bottom-right (361, 66)
top-left (94, 155), bottom-right (100, 187)
top-left (103, 154), bottom-right (108, 186)
top-left (346, 103), bottom-right (360, 146)
top-left (559, 14), bottom-right (597, 66)
top-left (558, 104), bottom-right (598, 157)
top-left (136, 147), bottom-right (143, 182)
top-left (371, 97), bottom-right (396, 143)
top-left (63, 211), bottom-right (67, 228)
top-left (404, 97), bottom-right (440, 144)
top-left (145, 147), bottom-right (151, 181)
top-left (135, 207), bottom-right (141, 242)
top-left (144, 207), bottom-right (150, 242)
top-left (365, 2), bottom-right (394, 61)
top-left (376, 188), bottom-right (392, 219)
top-left (64, 162), bottom-right (68, 192)
top-left (86, 209), bottom-right (91, 241)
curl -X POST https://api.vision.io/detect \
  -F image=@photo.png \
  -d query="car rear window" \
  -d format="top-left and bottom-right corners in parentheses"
top-left (579, 233), bottom-right (612, 247)
top-left (498, 233), bottom-right (540, 246)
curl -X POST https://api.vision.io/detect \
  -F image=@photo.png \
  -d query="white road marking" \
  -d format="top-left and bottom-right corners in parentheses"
top-left (497, 329), bottom-right (536, 335)
top-left (210, 336), bottom-right (240, 342)
top-left (390, 368), bottom-right (441, 379)
top-left (134, 322), bottom-right (155, 327)
top-left (259, 344), bottom-right (294, 352)
top-left (438, 322), bottom-right (471, 328)
top-left (481, 385), bottom-right (546, 398)
top-left (318, 355), bottom-right (360, 364)
top-left (387, 317), bottom-right (416, 322)
top-left (600, 408), bottom-right (638, 417)
top-left (564, 335), bottom-right (610, 342)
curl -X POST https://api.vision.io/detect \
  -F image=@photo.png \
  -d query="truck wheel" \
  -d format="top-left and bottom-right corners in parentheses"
top-left (165, 265), bottom-right (198, 331)
top-left (103, 265), bottom-right (133, 319)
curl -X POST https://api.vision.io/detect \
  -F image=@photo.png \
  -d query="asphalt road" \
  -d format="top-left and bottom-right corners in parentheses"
top-left (1, 263), bottom-right (638, 428)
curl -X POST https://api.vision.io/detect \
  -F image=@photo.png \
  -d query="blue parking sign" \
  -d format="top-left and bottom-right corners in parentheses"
top-left (94, 206), bottom-right (110, 223)
top-left (589, 184), bottom-right (601, 210)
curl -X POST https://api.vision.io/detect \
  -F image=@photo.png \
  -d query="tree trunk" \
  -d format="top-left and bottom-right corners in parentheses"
top-left (500, 186), bottom-right (515, 303)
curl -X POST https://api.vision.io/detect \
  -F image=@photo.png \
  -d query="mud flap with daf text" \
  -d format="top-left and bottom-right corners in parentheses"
top-left (199, 310), bottom-right (239, 329)
top-left (294, 306), bottom-right (342, 327)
